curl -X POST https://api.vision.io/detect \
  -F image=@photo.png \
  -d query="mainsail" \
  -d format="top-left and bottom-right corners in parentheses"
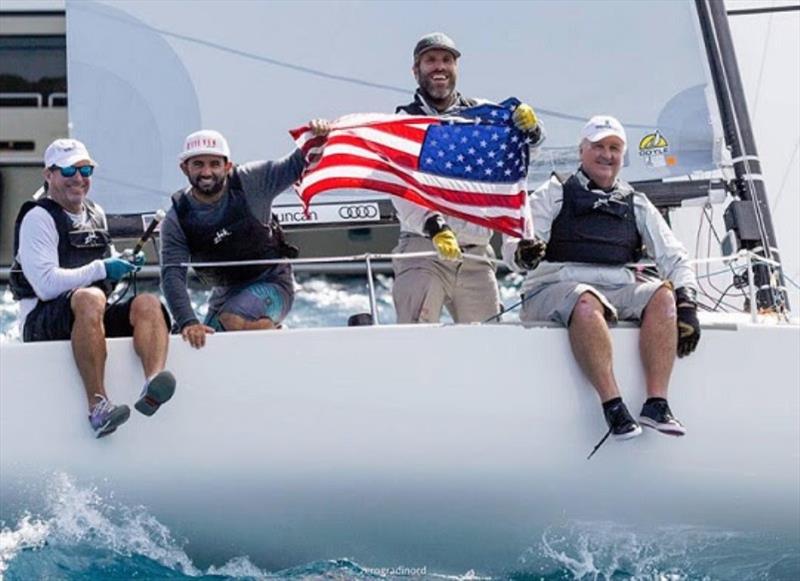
top-left (66, 0), bottom-right (724, 212)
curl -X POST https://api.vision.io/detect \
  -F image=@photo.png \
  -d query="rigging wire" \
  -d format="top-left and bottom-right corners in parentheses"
top-left (771, 139), bottom-right (800, 212)
top-left (704, 0), bottom-right (784, 309)
top-left (750, 0), bottom-right (775, 120)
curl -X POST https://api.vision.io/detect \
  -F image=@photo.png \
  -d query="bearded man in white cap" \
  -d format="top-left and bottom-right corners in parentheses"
top-left (161, 122), bottom-right (329, 349)
top-left (502, 115), bottom-right (701, 441)
top-left (391, 32), bottom-right (546, 324)
top-left (10, 138), bottom-right (175, 438)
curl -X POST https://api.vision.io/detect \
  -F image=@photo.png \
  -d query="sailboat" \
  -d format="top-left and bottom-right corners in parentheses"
top-left (1, 0), bottom-right (797, 574)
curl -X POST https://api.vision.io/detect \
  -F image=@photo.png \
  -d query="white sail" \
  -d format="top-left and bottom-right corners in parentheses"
top-left (65, 0), bottom-right (724, 214)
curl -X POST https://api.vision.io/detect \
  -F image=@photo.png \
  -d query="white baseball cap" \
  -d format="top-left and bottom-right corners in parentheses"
top-left (580, 115), bottom-right (627, 147)
top-left (44, 138), bottom-right (96, 168)
top-left (179, 129), bottom-right (231, 162)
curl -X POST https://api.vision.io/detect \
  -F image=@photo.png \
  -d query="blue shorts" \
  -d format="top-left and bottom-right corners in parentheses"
top-left (204, 280), bottom-right (293, 330)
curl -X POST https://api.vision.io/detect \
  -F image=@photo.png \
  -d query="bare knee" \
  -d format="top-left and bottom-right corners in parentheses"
top-left (570, 292), bottom-right (606, 327)
top-left (71, 288), bottom-right (107, 323)
top-left (643, 286), bottom-right (677, 324)
top-left (129, 293), bottom-right (165, 326)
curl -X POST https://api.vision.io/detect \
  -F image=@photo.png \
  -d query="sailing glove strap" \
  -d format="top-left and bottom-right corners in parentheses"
top-left (675, 286), bottom-right (700, 358)
top-left (103, 257), bottom-right (138, 282)
top-left (514, 238), bottom-right (547, 271)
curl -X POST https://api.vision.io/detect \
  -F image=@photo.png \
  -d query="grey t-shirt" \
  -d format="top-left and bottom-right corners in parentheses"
top-left (161, 149), bottom-right (304, 330)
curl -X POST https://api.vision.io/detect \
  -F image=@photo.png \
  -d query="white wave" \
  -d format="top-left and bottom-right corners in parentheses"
top-left (1, 472), bottom-right (269, 579)
top-left (0, 515), bottom-right (49, 580)
top-left (527, 520), bottom-right (748, 580)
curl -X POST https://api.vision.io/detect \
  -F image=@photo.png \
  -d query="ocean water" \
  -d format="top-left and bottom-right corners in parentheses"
top-left (1, 471), bottom-right (797, 581)
top-left (1, 275), bottom-right (798, 580)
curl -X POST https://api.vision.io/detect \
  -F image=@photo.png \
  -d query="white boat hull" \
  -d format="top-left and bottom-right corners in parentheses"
top-left (1, 318), bottom-right (798, 572)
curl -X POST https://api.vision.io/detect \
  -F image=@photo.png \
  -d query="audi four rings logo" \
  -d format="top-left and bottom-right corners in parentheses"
top-left (338, 204), bottom-right (378, 219)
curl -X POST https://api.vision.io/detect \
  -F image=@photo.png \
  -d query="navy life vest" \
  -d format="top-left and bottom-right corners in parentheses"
top-left (395, 91), bottom-right (478, 115)
top-left (171, 169), bottom-right (297, 287)
top-left (544, 174), bottom-right (643, 265)
top-left (9, 197), bottom-right (112, 300)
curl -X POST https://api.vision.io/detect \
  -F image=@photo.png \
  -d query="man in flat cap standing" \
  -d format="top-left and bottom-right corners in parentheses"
top-left (392, 32), bottom-right (546, 324)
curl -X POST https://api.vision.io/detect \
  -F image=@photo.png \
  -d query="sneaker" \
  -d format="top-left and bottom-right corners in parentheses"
top-left (134, 370), bottom-right (176, 416)
top-left (89, 395), bottom-right (130, 438)
top-left (603, 400), bottom-right (642, 440)
top-left (640, 399), bottom-right (686, 436)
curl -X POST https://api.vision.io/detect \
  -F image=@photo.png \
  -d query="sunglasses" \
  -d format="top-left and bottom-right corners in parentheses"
top-left (51, 165), bottom-right (95, 178)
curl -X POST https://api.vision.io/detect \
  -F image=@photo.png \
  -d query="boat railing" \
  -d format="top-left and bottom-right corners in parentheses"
top-left (0, 93), bottom-right (43, 107)
top-left (162, 249), bottom-right (789, 325)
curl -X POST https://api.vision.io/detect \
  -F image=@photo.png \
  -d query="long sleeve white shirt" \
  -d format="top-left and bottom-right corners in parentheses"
top-left (16, 205), bottom-right (108, 328)
top-left (501, 171), bottom-right (698, 296)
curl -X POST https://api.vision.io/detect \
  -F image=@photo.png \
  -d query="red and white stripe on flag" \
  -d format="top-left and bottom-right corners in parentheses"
top-left (290, 113), bottom-right (529, 238)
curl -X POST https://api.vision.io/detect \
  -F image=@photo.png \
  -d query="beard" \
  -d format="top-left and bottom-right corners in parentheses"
top-left (190, 173), bottom-right (226, 196)
top-left (418, 74), bottom-right (456, 104)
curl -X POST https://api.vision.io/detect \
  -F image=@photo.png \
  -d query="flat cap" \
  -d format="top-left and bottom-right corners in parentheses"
top-left (413, 32), bottom-right (461, 61)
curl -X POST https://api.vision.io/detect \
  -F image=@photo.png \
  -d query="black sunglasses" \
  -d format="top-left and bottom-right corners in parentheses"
top-left (51, 165), bottom-right (94, 178)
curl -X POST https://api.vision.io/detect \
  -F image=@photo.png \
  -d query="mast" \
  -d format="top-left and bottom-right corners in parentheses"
top-left (695, 0), bottom-right (788, 312)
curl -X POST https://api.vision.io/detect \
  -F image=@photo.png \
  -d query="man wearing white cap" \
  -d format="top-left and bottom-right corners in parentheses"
top-left (10, 138), bottom-right (175, 438)
top-left (502, 115), bottom-right (701, 441)
top-left (161, 122), bottom-right (329, 348)
top-left (391, 32), bottom-right (546, 324)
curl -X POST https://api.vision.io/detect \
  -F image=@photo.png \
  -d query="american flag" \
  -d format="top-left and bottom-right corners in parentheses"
top-left (290, 98), bottom-right (532, 237)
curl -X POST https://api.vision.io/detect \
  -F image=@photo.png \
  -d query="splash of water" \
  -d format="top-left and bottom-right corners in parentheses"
top-left (517, 520), bottom-right (797, 580)
top-left (0, 472), bottom-right (267, 579)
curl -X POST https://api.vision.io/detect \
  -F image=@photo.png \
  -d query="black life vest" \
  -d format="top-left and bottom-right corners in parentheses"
top-left (9, 198), bottom-right (112, 300)
top-left (395, 90), bottom-right (478, 115)
top-left (171, 169), bottom-right (297, 287)
top-left (544, 174), bottom-right (643, 265)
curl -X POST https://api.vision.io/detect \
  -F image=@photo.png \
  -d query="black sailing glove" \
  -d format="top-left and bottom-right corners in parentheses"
top-left (675, 287), bottom-right (701, 358)
top-left (514, 238), bottom-right (547, 271)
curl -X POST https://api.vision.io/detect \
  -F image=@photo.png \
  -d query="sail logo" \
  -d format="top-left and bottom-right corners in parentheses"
top-left (638, 130), bottom-right (673, 168)
top-left (213, 228), bottom-right (231, 245)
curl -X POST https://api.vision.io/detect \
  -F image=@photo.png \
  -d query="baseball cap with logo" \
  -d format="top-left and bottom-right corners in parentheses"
top-left (413, 32), bottom-right (461, 61)
top-left (179, 129), bottom-right (231, 162)
top-left (44, 138), bottom-right (96, 168)
top-left (580, 115), bottom-right (627, 147)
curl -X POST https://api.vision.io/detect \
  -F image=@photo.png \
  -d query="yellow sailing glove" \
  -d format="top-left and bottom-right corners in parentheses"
top-left (512, 103), bottom-right (539, 133)
top-left (432, 229), bottom-right (462, 262)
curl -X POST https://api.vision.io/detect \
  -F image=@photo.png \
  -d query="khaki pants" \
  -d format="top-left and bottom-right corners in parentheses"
top-left (392, 235), bottom-right (500, 324)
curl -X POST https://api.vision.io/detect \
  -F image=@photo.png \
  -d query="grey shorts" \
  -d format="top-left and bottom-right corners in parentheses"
top-left (521, 280), bottom-right (669, 326)
top-left (205, 280), bottom-right (293, 329)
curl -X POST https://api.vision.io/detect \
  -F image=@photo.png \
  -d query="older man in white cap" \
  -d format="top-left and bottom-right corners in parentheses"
top-left (161, 122), bottom-right (329, 349)
top-left (390, 32), bottom-right (546, 324)
top-left (502, 115), bottom-right (701, 442)
top-left (10, 138), bottom-right (175, 438)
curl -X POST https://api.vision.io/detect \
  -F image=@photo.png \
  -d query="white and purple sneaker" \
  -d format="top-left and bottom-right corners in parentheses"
top-left (89, 395), bottom-right (130, 438)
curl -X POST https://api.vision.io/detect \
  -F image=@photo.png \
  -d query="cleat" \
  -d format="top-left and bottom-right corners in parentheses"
top-left (603, 400), bottom-right (642, 441)
top-left (89, 396), bottom-right (130, 438)
top-left (135, 370), bottom-right (176, 416)
top-left (640, 399), bottom-right (686, 436)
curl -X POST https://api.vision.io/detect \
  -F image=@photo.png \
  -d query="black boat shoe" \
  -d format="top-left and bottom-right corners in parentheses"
top-left (603, 400), bottom-right (642, 440)
top-left (639, 399), bottom-right (686, 436)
